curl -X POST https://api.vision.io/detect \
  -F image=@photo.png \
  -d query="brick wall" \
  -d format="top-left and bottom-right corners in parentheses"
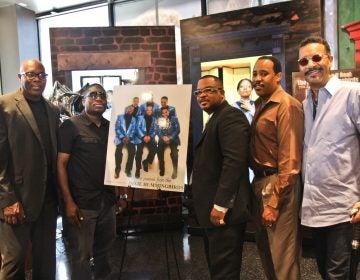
top-left (50, 26), bottom-right (177, 87)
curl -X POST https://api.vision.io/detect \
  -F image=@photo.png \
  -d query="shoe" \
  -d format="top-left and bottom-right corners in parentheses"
top-left (126, 170), bottom-right (132, 177)
top-left (135, 169), bottom-right (140, 178)
top-left (142, 160), bottom-right (148, 172)
top-left (114, 168), bottom-right (120, 179)
top-left (159, 170), bottom-right (164, 176)
top-left (171, 171), bottom-right (177, 179)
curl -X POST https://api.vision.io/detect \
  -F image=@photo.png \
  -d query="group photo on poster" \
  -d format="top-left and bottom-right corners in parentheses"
top-left (104, 85), bottom-right (192, 193)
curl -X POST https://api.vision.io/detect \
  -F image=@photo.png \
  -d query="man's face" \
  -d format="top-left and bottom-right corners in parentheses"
top-left (18, 60), bottom-right (47, 101)
top-left (133, 97), bottom-right (139, 107)
top-left (161, 108), bottom-right (169, 118)
top-left (252, 59), bottom-right (281, 100)
top-left (298, 43), bottom-right (333, 89)
top-left (160, 98), bottom-right (168, 107)
top-left (83, 85), bottom-right (107, 115)
top-left (145, 106), bottom-right (153, 116)
top-left (196, 77), bottom-right (224, 113)
top-left (126, 105), bottom-right (135, 115)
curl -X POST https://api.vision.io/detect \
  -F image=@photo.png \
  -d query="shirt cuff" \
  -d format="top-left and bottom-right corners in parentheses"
top-left (214, 204), bottom-right (228, 214)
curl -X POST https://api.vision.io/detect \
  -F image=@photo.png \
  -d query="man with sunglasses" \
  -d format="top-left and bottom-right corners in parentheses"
top-left (0, 59), bottom-right (59, 279)
top-left (191, 75), bottom-right (251, 279)
top-left (250, 56), bottom-right (304, 280)
top-left (57, 83), bottom-right (116, 279)
top-left (299, 36), bottom-right (360, 279)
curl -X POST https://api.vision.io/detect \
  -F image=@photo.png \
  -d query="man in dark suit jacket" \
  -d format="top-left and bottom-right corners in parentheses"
top-left (192, 75), bottom-right (251, 279)
top-left (0, 59), bottom-right (59, 279)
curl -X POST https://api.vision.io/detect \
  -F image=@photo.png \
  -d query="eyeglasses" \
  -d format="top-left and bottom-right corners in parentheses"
top-left (193, 87), bottom-right (223, 96)
top-left (297, 54), bottom-right (329, 66)
top-left (85, 91), bottom-right (107, 100)
top-left (20, 72), bottom-right (48, 80)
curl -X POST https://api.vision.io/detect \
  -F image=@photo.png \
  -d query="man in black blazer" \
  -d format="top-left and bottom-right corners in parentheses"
top-left (0, 59), bottom-right (59, 279)
top-left (192, 75), bottom-right (251, 279)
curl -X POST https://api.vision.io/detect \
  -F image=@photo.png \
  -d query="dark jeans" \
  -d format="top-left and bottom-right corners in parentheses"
top-left (67, 202), bottom-right (116, 280)
top-left (312, 222), bottom-right (352, 280)
top-left (135, 141), bottom-right (157, 170)
top-left (0, 199), bottom-right (57, 280)
top-left (157, 141), bottom-right (178, 173)
top-left (204, 223), bottom-right (246, 280)
top-left (115, 143), bottom-right (135, 172)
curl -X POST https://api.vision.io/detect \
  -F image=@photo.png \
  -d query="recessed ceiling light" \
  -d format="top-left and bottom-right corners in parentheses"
top-left (18, 3), bottom-right (27, 7)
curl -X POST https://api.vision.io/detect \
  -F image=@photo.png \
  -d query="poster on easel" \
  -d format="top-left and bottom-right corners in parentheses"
top-left (104, 84), bottom-right (192, 193)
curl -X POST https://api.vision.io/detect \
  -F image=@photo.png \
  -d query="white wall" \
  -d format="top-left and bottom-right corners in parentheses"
top-left (0, 5), bottom-right (38, 94)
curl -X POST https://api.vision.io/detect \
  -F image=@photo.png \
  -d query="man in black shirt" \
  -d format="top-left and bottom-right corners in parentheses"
top-left (57, 83), bottom-right (116, 279)
top-left (0, 59), bottom-right (59, 279)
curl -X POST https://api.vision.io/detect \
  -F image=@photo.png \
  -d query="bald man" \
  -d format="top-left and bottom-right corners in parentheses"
top-left (0, 59), bottom-right (59, 279)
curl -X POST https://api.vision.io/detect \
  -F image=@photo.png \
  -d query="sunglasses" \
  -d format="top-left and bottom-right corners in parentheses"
top-left (20, 72), bottom-right (48, 80)
top-left (85, 91), bottom-right (107, 100)
top-left (297, 54), bottom-right (329, 67)
top-left (193, 87), bottom-right (223, 97)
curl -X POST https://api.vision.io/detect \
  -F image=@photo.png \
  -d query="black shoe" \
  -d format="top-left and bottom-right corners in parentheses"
top-left (142, 160), bottom-right (148, 172)
top-left (126, 170), bottom-right (132, 177)
top-left (135, 169), bottom-right (140, 178)
top-left (114, 168), bottom-right (120, 179)
top-left (159, 170), bottom-right (164, 176)
top-left (171, 171), bottom-right (177, 179)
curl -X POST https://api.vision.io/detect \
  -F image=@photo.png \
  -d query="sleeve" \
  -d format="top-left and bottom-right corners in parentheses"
top-left (267, 99), bottom-right (304, 209)
top-left (347, 87), bottom-right (360, 133)
top-left (58, 119), bottom-right (75, 154)
top-left (214, 110), bottom-right (250, 208)
top-left (136, 117), bottom-right (145, 139)
top-left (0, 109), bottom-right (18, 211)
top-left (170, 117), bottom-right (180, 141)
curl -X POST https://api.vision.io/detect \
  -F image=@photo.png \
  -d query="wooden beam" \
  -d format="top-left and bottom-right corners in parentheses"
top-left (57, 52), bottom-right (152, 71)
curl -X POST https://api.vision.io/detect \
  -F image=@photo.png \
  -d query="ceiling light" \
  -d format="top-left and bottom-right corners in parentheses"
top-left (18, 3), bottom-right (27, 7)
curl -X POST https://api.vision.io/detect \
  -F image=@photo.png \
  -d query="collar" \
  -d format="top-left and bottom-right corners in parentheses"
top-left (240, 97), bottom-right (252, 103)
top-left (80, 111), bottom-right (108, 127)
top-left (305, 75), bottom-right (339, 102)
top-left (255, 86), bottom-right (284, 107)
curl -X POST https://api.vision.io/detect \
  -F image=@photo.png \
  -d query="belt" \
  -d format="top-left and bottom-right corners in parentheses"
top-left (253, 167), bottom-right (278, 178)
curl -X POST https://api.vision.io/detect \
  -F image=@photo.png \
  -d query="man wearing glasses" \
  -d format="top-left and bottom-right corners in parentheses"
top-left (191, 75), bottom-right (251, 279)
top-left (299, 36), bottom-right (360, 279)
top-left (0, 59), bottom-right (59, 279)
top-left (57, 83), bottom-right (116, 279)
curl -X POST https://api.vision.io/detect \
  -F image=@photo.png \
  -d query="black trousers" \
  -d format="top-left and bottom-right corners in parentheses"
top-left (204, 223), bottom-right (246, 280)
top-left (157, 141), bottom-right (178, 173)
top-left (115, 143), bottom-right (136, 172)
top-left (0, 199), bottom-right (58, 280)
top-left (135, 141), bottom-right (157, 170)
top-left (312, 222), bottom-right (352, 280)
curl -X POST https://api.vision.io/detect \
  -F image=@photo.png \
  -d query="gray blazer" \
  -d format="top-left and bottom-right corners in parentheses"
top-left (192, 101), bottom-right (251, 228)
top-left (0, 89), bottom-right (59, 221)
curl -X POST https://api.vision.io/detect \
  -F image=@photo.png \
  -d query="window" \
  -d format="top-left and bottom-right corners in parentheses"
top-left (38, 5), bottom-right (109, 96)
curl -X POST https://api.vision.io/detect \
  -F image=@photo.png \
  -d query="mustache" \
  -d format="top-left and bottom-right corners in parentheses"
top-left (304, 66), bottom-right (323, 76)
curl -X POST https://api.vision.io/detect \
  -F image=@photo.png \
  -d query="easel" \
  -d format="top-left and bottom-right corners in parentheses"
top-left (117, 186), bottom-right (182, 280)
